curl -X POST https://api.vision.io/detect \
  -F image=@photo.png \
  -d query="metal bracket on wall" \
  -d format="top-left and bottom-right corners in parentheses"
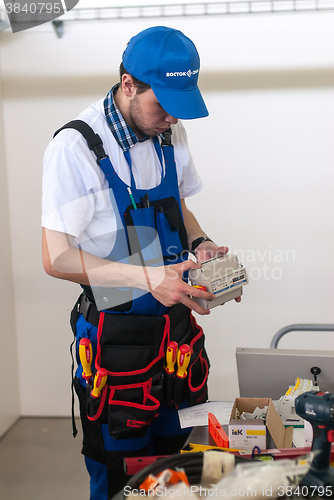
top-left (52, 20), bottom-right (64, 38)
top-left (0, 20), bottom-right (10, 33)
top-left (0, 9), bottom-right (10, 33)
top-left (56, 0), bottom-right (334, 21)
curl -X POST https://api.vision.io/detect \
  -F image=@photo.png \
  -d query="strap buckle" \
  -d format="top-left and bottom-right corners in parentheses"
top-left (79, 294), bottom-right (92, 322)
top-left (87, 134), bottom-right (108, 164)
top-left (161, 128), bottom-right (172, 146)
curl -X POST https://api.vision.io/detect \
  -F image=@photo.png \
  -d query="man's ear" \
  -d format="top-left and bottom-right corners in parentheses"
top-left (121, 74), bottom-right (137, 98)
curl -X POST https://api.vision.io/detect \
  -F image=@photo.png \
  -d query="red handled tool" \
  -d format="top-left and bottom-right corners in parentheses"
top-left (79, 338), bottom-right (93, 382)
top-left (176, 344), bottom-right (191, 379)
top-left (192, 285), bottom-right (207, 291)
top-left (173, 344), bottom-right (191, 406)
top-left (164, 341), bottom-right (178, 404)
top-left (91, 368), bottom-right (108, 398)
top-left (166, 341), bottom-right (178, 374)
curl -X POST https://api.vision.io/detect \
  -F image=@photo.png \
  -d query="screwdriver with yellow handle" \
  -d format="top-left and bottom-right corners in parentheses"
top-left (176, 344), bottom-right (191, 379)
top-left (79, 338), bottom-right (93, 383)
top-left (164, 341), bottom-right (178, 403)
top-left (166, 341), bottom-right (178, 374)
top-left (192, 285), bottom-right (207, 291)
top-left (91, 368), bottom-right (108, 398)
top-left (174, 344), bottom-right (191, 406)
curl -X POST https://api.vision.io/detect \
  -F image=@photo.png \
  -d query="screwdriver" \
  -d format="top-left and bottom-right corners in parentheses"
top-left (164, 341), bottom-right (178, 404)
top-left (165, 341), bottom-right (178, 374)
top-left (91, 368), bottom-right (108, 398)
top-left (192, 285), bottom-right (207, 291)
top-left (176, 344), bottom-right (191, 379)
top-left (173, 344), bottom-right (191, 407)
top-left (79, 338), bottom-right (93, 382)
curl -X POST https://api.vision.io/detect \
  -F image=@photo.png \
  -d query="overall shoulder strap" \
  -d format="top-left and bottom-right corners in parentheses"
top-left (53, 119), bottom-right (108, 165)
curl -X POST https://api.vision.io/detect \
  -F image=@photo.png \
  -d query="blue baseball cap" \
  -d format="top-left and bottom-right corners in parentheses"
top-left (122, 26), bottom-right (209, 120)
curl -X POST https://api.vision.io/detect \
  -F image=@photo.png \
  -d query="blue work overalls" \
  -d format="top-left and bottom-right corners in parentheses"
top-left (55, 121), bottom-right (210, 500)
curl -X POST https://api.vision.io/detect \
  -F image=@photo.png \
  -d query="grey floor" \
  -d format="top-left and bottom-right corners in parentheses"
top-left (0, 417), bottom-right (89, 500)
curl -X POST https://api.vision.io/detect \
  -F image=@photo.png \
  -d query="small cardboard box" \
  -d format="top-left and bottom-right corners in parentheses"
top-left (228, 398), bottom-right (293, 450)
top-left (229, 418), bottom-right (266, 449)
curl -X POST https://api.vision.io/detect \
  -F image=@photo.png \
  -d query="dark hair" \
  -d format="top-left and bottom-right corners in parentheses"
top-left (119, 62), bottom-right (151, 95)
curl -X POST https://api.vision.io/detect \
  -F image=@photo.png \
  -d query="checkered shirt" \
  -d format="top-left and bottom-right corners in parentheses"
top-left (103, 83), bottom-right (149, 152)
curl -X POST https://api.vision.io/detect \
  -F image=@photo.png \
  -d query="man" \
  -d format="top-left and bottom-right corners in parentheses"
top-left (42, 26), bottom-right (240, 500)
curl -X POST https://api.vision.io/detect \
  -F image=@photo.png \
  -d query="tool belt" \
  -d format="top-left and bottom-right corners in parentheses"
top-left (72, 294), bottom-right (210, 441)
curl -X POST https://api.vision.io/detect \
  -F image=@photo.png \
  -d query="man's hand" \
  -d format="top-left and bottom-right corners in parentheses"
top-left (147, 259), bottom-right (215, 315)
top-left (194, 240), bottom-right (229, 264)
top-left (194, 241), bottom-right (242, 303)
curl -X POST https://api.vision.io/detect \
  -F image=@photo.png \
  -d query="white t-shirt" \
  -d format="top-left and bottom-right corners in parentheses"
top-left (42, 98), bottom-right (202, 258)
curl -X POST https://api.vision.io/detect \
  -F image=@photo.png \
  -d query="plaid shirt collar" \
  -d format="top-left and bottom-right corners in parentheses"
top-left (103, 83), bottom-right (149, 153)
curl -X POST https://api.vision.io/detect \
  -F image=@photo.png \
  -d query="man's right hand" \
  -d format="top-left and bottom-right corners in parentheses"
top-left (147, 259), bottom-right (215, 315)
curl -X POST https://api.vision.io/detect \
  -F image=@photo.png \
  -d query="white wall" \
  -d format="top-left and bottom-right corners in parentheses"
top-left (186, 87), bottom-right (334, 396)
top-left (0, 59), bottom-right (20, 435)
top-left (0, 10), bottom-right (333, 415)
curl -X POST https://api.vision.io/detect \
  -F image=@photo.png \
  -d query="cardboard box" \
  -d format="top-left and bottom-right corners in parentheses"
top-left (228, 398), bottom-right (293, 450)
top-left (229, 418), bottom-right (266, 449)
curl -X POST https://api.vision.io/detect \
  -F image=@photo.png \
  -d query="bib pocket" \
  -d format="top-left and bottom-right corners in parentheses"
top-left (129, 207), bottom-right (163, 267)
top-left (123, 196), bottom-right (188, 266)
top-left (156, 209), bottom-right (184, 261)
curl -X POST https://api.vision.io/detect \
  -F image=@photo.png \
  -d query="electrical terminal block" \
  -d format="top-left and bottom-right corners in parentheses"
top-left (189, 254), bottom-right (248, 309)
top-left (277, 377), bottom-right (319, 424)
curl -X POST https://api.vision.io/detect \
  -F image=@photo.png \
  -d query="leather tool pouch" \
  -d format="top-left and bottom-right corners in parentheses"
top-left (80, 303), bottom-right (210, 440)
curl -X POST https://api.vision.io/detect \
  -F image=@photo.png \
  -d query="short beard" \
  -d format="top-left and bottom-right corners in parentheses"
top-left (129, 93), bottom-right (155, 138)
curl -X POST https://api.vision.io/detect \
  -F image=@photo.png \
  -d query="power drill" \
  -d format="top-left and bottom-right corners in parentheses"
top-left (295, 391), bottom-right (334, 494)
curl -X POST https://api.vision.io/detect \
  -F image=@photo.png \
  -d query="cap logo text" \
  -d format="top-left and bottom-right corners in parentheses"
top-left (166, 69), bottom-right (199, 78)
